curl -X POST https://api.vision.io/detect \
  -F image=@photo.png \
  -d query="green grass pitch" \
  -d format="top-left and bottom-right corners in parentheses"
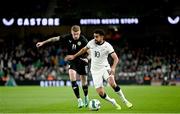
top-left (0, 85), bottom-right (180, 114)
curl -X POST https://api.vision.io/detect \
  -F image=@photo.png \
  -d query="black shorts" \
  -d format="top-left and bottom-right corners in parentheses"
top-left (69, 58), bottom-right (89, 75)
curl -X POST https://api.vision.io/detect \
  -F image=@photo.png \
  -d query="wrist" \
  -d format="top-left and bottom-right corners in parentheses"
top-left (74, 54), bottom-right (78, 58)
top-left (42, 41), bottom-right (46, 44)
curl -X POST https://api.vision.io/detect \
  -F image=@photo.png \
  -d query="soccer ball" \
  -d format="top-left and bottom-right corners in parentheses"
top-left (89, 99), bottom-right (101, 111)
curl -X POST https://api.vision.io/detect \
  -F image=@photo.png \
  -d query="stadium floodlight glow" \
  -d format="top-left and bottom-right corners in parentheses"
top-left (2, 18), bottom-right (15, 26)
top-left (167, 16), bottom-right (179, 24)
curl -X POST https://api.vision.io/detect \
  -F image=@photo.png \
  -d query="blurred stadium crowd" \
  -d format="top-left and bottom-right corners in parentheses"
top-left (0, 31), bottom-right (179, 85)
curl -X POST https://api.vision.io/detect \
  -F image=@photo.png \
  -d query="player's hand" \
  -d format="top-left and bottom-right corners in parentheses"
top-left (64, 55), bottom-right (75, 61)
top-left (36, 42), bottom-right (44, 48)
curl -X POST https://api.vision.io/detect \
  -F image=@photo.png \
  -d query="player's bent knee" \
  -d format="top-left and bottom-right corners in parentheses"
top-left (96, 88), bottom-right (104, 96)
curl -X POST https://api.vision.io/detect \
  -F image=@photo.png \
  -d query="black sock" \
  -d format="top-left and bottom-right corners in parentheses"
top-left (82, 85), bottom-right (88, 96)
top-left (113, 86), bottom-right (120, 92)
top-left (71, 81), bottom-right (80, 98)
top-left (99, 93), bottom-right (107, 99)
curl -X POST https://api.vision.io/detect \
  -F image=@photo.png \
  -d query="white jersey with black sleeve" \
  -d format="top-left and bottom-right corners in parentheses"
top-left (86, 39), bottom-right (114, 71)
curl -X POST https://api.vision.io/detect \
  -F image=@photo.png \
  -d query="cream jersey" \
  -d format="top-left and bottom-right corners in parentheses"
top-left (86, 39), bottom-right (114, 71)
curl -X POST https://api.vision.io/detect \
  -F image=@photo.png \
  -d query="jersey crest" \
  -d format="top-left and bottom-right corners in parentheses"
top-left (77, 41), bottom-right (81, 46)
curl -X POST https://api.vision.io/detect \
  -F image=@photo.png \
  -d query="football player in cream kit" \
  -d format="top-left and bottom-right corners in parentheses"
top-left (65, 29), bottom-right (133, 110)
top-left (87, 35), bottom-right (115, 87)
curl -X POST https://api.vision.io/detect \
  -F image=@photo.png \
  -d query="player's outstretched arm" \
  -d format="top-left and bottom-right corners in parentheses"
top-left (36, 36), bottom-right (60, 48)
top-left (65, 47), bottom-right (89, 61)
top-left (110, 52), bottom-right (119, 75)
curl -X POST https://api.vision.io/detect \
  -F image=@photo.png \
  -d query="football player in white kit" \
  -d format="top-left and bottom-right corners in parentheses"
top-left (65, 29), bottom-right (133, 110)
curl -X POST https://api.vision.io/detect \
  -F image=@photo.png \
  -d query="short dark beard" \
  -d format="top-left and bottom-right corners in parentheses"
top-left (95, 41), bottom-right (101, 45)
top-left (95, 41), bottom-right (104, 45)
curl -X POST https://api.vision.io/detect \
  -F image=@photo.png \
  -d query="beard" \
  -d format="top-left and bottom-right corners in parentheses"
top-left (95, 40), bottom-right (101, 45)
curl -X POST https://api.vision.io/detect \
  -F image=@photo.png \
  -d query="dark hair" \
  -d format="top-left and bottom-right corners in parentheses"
top-left (93, 29), bottom-right (105, 36)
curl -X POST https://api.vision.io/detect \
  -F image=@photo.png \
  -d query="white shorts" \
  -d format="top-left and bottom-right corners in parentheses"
top-left (91, 68), bottom-right (111, 88)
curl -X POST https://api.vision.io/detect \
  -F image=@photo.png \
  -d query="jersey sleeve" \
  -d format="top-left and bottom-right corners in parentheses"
top-left (81, 35), bottom-right (88, 47)
top-left (85, 42), bottom-right (90, 49)
top-left (59, 34), bottom-right (69, 42)
top-left (107, 43), bottom-right (114, 54)
top-left (85, 39), bottom-right (93, 49)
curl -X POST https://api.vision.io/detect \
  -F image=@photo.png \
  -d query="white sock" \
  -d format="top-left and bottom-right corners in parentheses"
top-left (104, 94), bottom-right (114, 104)
top-left (78, 98), bottom-right (82, 102)
top-left (116, 89), bottom-right (128, 103)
